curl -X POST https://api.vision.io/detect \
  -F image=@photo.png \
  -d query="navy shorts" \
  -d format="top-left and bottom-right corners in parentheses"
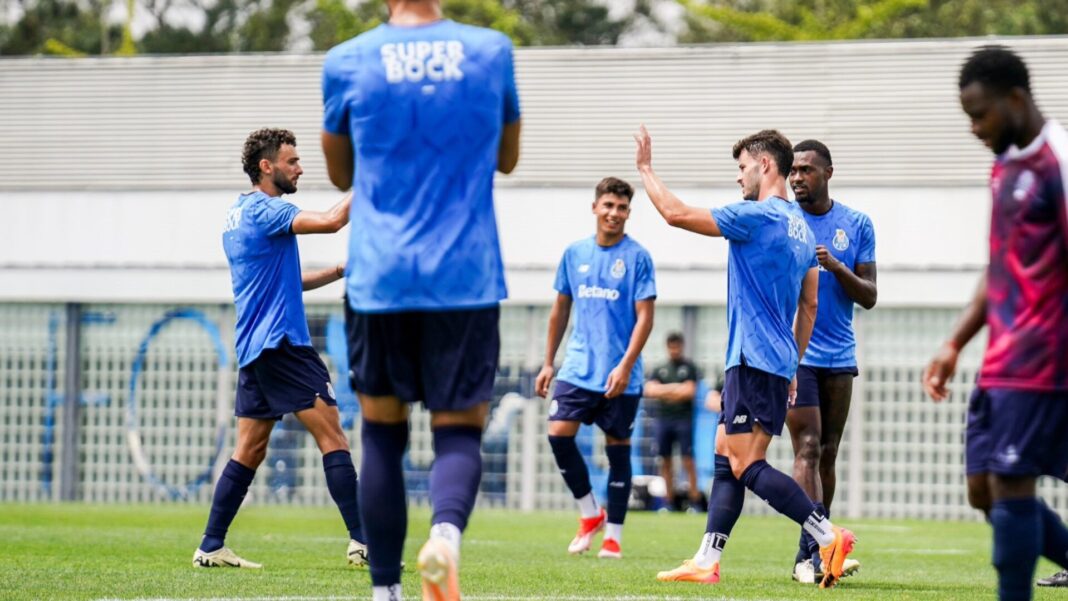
top-left (719, 364), bottom-right (790, 436)
top-left (792, 365), bottom-right (859, 409)
top-left (235, 338), bottom-right (337, 420)
top-left (965, 388), bottom-right (1068, 481)
top-left (655, 416), bottom-right (694, 458)
top-left (549, 381), bottom-right (640, 440)
top-left (345, 302), bottom-right (499, 412)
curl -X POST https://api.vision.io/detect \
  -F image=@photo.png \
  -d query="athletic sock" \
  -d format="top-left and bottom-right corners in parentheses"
top-left (1039, 499), bottom-right (1068, 569)
top-left (577, 493), bottom-right (600, 519)
top-left (605, 522), bottom-right (623, 543)
top-left (808, 502), bottom-right (827, 571)
top-left (694, 455), bottom-right (745, 569)
top-left (200, 459), bottom-right (256, 553)
top-left (605, 445), bottom-right (632, 525)
top-left (429, 522), bottom-right (463, 562)
top-left (429, 426), bottom-right (483, 533)
top-left (360, 420), bottom-right (409, 587)
top-left (991, 497), bottom-right (1041, 601)
top-left (740, 460), bottom-right (834, 547)
top-left (548, 435), bottom-right (594, 510)
top-left (372, 584), bottom-right (402, 601)
top-left (322, 449), bottom-right (364, 543)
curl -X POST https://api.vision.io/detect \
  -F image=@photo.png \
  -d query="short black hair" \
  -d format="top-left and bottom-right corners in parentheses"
top-left (666, 332), bottom-right (684, 345)
top-left (793, 139), bottom-right (832, 167)
top-left (595, 176), bottom-right (634, 202)
top-left (242, 128), bottom-right (296, 185)
top-left (959, 45), bottom-right (1030, 95)
top-left (732, 130), bottom-right (793, 178)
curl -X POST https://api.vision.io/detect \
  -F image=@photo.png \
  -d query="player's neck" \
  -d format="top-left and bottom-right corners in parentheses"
top-left (596, 231), bottom-right (625, 247)
top-left (389, 1), bottom-right (444, 26)
top-left (800, 196), bottom-right (832, 216)
top-left (254, 182), bottom-right (282, 198)
top-left (1014, 105), bottom-right (1047, 150)
top-left (758, 178), bottom-right (788, 202)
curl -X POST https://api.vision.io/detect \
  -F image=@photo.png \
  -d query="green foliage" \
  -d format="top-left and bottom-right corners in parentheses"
top-left (307, 0), bottom-right (385, 51)
top-left (0, 0), bottom-right (123, 55)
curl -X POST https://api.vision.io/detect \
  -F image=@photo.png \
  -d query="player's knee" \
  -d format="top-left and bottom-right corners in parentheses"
top-left (797, 434), bottom-right (821, 467)
top-left (234, 444), bottom-right (267, 468)
top-left (728, 457), bottom-right (751, 481)
top-left (820, 439), bottom-right (840, 465)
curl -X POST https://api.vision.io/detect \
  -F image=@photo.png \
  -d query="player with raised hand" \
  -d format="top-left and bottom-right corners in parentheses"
top-left (923, 45), bottom-right (1068, 601)
top-left (636, 125), bottom-right (857, 589)
top-left (194, 128), bottom-right (363, 570)
top-left (534, 176), bottom-right (656, 561)
top-left (321, 0), bottom-right (521, 599)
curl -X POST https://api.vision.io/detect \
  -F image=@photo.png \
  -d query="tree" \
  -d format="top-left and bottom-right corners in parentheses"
top-left (0, 0), bottom-right (123, 55)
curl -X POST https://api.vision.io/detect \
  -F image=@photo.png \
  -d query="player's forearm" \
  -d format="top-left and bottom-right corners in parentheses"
top-left (794, 301), bottom-right (817, 361)
top-left (660, 382), bottom-right (696, 403)
top-left (321, 131), bottom-right (354, 191)
top-left (619, 304), bottom-right (654, 371)
top-left (542, 304), bottom-right (570, 368)
top-left (302, 264), bottom-right (345, 291)
top-left (497, 120), bottom-right (521, 174)
top-left (831, 262), bottom-right (878, 309)
top-left (945, 272), bottom-right (988, 351)
top-left (638, 167), bottom-right (712, 235)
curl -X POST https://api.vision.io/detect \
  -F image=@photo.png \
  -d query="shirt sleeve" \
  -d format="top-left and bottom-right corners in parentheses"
top-left (710, 201), bottom-right (766, 242)
top-left (635, 250), bottom-right (657, 300)
top-left (682, 361), bottom-right (698, 383)
top-left (501, 40), bottom-right (521, 125)
top-left (322, 49), bottom-right (352, 136)
top-left (857, 214), bottom-right (877, 264)
top-left (553, 249), bottom-right (571, 296)
top-left (251, 197), bottom-right (300, 237)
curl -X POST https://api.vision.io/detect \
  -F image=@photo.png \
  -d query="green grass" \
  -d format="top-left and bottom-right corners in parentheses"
top-left (0, 503), bottom-right (1061, 600)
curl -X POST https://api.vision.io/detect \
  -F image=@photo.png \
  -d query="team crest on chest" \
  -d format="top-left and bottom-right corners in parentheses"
top-left (832, 228), bottom-right (849, 251)
top-left (1013, 170), bottom-right (1036, 202)
top-left (610, 258), bottom-right (626, 279)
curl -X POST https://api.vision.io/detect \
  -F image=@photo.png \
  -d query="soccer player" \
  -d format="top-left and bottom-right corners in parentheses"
top-left (534, 176), bottom-right (656, 560)
top-left (923, 45), bottom-right (1068, 601)
top-left (321, 0), bottom-right (521, 598)
top-left (644, 332), bottom-right (702, 512)
top-left (194, 128), bottom-right (364, 570)
top-left (635, 126), bottom-right (857, 589)
top-left (786, 139), bottom-right (876, 583)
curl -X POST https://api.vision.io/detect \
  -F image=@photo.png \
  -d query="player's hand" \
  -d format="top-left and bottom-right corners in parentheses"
top-left (634, 125), bottom-right (653, 172)
top-left (815, 245), bottom-right (843, 273)
top-left (604, 364), bottom-right (630, 399)
top-left (923, 343), bottom-right (959, 402)
top-left (788, 376), bottom-right (798, 407)
top-left (535, 364), bottom-right (555, 398)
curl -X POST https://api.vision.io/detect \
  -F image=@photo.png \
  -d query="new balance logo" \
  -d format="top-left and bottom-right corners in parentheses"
top-left (732, 415), bottom-right (748, 425)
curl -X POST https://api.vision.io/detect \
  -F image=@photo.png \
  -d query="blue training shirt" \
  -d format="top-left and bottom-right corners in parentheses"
top-left (222, 191), bottom-right (311, 367)
top-left (554, 235), bottom-right (657, 396)
top-left (801, 201), bottom-right (876, 368)
top-left (322, 20), bottom-right (521, 312)
top-left (711, 197), bottom-right (817, 381)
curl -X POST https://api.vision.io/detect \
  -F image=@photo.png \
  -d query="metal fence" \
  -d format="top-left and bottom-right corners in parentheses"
top-left (2, 301), bottom-right (1065, 520)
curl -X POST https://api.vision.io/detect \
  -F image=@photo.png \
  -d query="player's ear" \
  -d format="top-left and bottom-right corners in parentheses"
top-left (825, 165), bottom-right (833, 181)
top-left (259, 157), bottom-right (273, 177)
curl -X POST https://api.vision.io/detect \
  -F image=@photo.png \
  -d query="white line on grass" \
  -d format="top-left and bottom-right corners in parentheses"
top-left (96, 596), bottom-right (771, 601)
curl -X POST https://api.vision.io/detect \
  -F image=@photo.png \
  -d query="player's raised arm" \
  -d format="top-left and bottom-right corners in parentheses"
top-left (291, 192), bottom-right (352, 235)
top-left (923, 272), bottom-right (988, 401)
top-left (634, 125), bottom-right (722, 237)
top-left (535, 292), bottom-right (573, 398)
top-left (605, 298), bottom-right (655, 399)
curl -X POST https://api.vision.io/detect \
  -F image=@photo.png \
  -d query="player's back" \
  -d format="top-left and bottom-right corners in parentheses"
top-left (981, 120), bottom-right (1068, 391)
top-left (222, 191), bottom-right (309, 367)
top-left (322, 20), bottom-right (520, 313)
top-left (713, 197), bottom-right (816, 379)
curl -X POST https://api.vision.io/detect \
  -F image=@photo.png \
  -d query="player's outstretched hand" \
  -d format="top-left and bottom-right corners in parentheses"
top-left (923, 343), bottom-right (959, 402)
top-left (535, 365), bottom-right (555, 398)
top-left (604, 364), bottom-right (630, 399)
top-left (634, 125), bottom-right (653, 172)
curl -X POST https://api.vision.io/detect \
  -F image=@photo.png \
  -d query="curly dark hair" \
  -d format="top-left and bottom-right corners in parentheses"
top-left (595, 176), bottom-right (634, 202)
top-left (242, 128), bottom-right (297, 185)
top-left (793, 139), bottom-right (832, 167)
top-left (959, 45), bottom-right (1030, 94)
top-left (732, 130), bottom-right (793, 178)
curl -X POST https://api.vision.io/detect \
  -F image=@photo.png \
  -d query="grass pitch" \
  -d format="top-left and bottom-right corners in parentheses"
top-left (1, 503), bottom-right (1061, 600)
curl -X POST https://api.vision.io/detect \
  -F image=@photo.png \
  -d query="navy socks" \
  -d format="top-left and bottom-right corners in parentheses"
top-left (359, 420), bottom-right (409, 586)
top-left (740, 460), bottom-right (818, 527)
top-left (605, 445), bottom-right (632, 525)
top-left (706, 455), bottom-right (745, 538)
top-left (548, 435), bottom-right (593, 499)
top-left (322, 449), bottom-right (364, 543)
top-left (201, 459), bottom-right (256, 552)
top-left (430, 426), bottom-right (483, 532)
top-left (991, 497), bottom-right (1041, 601)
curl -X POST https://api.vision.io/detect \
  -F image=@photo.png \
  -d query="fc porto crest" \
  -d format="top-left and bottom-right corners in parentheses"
top-left (610, 258), bottom-right (626, 279)
top-left (832, 228), bottom-right (849, 252)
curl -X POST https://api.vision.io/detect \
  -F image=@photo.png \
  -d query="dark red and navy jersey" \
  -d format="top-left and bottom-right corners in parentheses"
top-left (980, 120), bottom-right (1068, 392)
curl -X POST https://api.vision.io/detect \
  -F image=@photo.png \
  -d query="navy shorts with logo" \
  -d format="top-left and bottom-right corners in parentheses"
top-left (792, 364), bottom-right (860, 409)
top-left (719, 363), bottom-right (790, 436)
top-left (549, 380), bottom-right (640, 440)
top-left (965, 388), bottom-right (1068, 481)
top-left (345, 301), bottom-right (500, 412)
top-left (655, 416), bottom-right (694, 458)
top-left (235, 338), bottom-right (336, 420)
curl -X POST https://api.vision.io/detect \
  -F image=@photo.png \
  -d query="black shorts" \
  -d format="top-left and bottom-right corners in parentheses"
top-left (235, 338), bottom-right (336, 420)
top-left (965, 388), bottom-right (1068, 481)
top-left (345, 302), bottom-right (500, 412)
top-left (792, 365), bottom-right (859, 409)
top-left (655, 417), bottom-right (694, 458)
top-left (719, 364), bottom-right (790, 436)
top-left (548, 380), bottom-right (640, 440)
